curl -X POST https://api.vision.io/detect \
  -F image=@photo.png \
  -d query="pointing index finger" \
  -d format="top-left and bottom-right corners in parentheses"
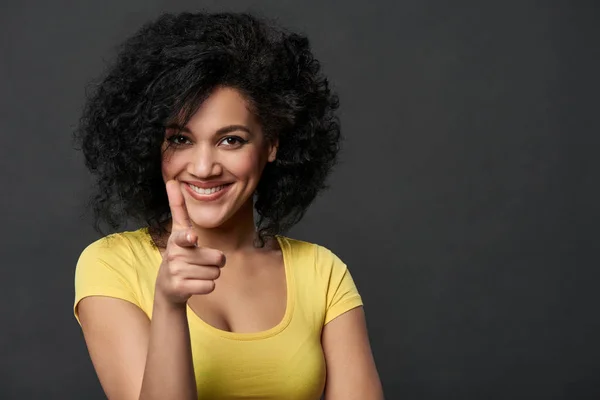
top-left (166, 180), bottom-right (192, 230)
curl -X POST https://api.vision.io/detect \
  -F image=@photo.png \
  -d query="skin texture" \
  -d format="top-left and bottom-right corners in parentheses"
top-left (78, 86), bottom-right (383, 399)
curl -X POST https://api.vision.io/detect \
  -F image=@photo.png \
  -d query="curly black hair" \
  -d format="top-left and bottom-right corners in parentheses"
top-left (74, 11), bottom-right (341, 247)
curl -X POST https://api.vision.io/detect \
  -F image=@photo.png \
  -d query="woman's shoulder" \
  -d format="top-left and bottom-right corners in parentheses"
top-left (77, 227), bottom-right (155, 265)
top-left (277, 234), bottom-right (321, 255)
top-left (277, 235), bottom-right (348, 272)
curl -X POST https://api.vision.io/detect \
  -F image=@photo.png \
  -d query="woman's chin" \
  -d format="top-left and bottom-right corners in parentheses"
top-left (186, 197), bottom-right (253, 231)
top-left (189, 217), bottom-right (228, 230)
top-left (187, 209), bottom-right (234, 230)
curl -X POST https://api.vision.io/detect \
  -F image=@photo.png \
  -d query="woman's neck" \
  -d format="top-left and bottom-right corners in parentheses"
top-left (189, 215), bottom-right (257, 253)
top-left (155, 202), bottom-right (263, 253)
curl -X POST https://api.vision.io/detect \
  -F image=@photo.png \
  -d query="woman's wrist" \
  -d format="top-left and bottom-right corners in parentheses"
top-left (152, 292), bottom-right (188, 315)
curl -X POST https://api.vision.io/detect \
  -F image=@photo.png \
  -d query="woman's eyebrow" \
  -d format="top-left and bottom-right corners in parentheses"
top-left (165, 124), bottom-right (253, 136)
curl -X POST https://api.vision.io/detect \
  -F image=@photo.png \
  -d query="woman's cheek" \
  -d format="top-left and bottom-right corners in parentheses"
top-left (228, 151), bottom-right (260, 176)
top-left (161, 153), bottom-right (182, 181)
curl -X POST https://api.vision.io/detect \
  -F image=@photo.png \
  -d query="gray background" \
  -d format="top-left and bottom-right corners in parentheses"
top-left (1, 0), bottom-right (599, 399)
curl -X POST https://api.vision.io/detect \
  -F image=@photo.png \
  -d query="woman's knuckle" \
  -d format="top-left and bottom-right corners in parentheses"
top-left (200, 280), bottom-right (216, 293)
top-left (165, 250), bottom-right (177, 262)
top-left (169, 263), bottom-right (182, 276)
top-left (172, 279), bottom-right (187, 294)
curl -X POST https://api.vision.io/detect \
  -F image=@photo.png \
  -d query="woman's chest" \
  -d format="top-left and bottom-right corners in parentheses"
top-left (186, 252), bottom-right (288, 334)
top-left (189, 325), bottom-right (327, 400)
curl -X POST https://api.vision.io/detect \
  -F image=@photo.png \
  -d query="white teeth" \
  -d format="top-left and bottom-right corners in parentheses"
top-left (189, 184), bottom-right (226, 195)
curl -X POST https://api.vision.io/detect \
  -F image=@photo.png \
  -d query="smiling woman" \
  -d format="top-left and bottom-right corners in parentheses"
top-left (73, 11), bottom-right (383, 400)
top-left (160, 87), bottom-right (277, 232)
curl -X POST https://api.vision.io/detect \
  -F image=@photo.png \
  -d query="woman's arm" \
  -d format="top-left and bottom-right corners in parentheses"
top-left (78, 295), bottom-right (197, 400)
top-left (321, 306), bottom-right (384, 400)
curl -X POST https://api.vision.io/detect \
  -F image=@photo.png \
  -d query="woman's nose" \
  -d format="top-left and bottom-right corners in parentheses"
top-left (187, 144), bottom-right (222, 178)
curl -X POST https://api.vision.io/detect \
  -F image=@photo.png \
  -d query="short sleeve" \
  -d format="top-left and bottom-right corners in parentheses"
top-left (321, 248), bottom-right (363, 325)
top-left (73, 234), bottom-right (140, 326)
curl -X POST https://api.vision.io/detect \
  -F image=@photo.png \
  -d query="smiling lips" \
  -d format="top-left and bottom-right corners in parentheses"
top-left (189, 184), bottom-right (227, 195)
top-left (184, 182), bottom-right (232, 201)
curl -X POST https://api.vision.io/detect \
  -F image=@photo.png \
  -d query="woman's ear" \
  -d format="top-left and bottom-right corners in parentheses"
top-left (267, 137), bottom-right (278, 162)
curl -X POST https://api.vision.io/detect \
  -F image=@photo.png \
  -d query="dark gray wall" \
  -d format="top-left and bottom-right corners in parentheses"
top-left (1, 0), bottom-right (599, 398)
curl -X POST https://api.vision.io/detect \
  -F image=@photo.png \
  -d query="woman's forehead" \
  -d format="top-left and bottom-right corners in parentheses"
top-left (166, 87), bottom-right (260, 136)
top-left (168, 86), bottom-right (253, 122)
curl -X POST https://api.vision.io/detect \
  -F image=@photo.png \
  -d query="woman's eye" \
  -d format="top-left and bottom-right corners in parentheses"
top-left (166, 135), bottom-right (190, 145)
top-left (221, 136), bottom-right (247, 147)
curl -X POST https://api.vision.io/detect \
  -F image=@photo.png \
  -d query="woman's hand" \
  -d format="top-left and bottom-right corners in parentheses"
top-left (154, 180), bottom-right (226, 306)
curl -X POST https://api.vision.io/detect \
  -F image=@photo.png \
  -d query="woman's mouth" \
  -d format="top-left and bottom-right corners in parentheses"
top-left (185, 182), bottom-right (233, 201)
top-left (189, 184), bottom-right (227, 195)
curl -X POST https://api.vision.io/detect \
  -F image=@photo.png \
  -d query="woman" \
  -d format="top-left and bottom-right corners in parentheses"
top-left (73, 11), bottom-right (383, 400)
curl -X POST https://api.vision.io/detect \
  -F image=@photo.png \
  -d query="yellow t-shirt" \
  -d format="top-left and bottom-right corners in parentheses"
top-left (73, 228), bottom-right (363, 399)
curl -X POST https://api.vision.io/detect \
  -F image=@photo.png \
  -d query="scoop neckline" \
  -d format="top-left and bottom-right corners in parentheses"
top-left (142, 228), bottom-right (295, 341)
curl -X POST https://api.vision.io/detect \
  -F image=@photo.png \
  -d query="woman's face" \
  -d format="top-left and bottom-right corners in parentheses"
top-left (161, 86), bottom-right (277, 229)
